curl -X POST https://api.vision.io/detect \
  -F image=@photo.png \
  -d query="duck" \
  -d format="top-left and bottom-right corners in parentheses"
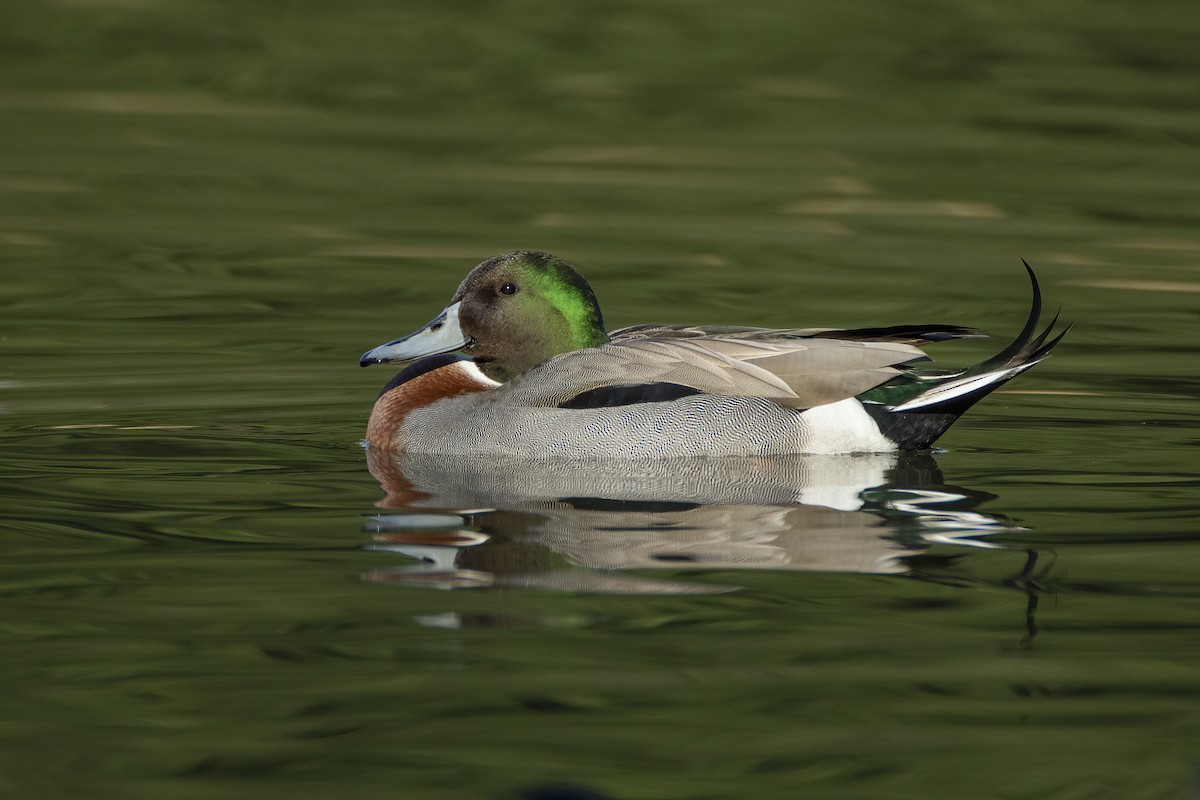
top-left (359, 251), bottom-right (1068, 457)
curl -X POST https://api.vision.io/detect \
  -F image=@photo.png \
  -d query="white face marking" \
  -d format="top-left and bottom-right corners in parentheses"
top-left (459, 359), bottom-right (502, 387)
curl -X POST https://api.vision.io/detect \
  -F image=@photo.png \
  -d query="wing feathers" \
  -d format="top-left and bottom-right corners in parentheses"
top-left (610, 323), bottom-right (983, 347)
top-left (505, 334), bottom-right (924, 410)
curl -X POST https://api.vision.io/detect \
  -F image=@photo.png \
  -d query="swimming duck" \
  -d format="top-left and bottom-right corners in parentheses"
top-left (360, 251), bottom-right (1067, 456)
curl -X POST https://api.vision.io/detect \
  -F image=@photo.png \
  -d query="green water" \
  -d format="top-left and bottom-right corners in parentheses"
top-left (2, 2), bottom-right (1199, 798)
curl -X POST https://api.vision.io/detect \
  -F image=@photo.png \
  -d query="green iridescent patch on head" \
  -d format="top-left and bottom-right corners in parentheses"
top-left (518, 253), bottom-right (608, 350)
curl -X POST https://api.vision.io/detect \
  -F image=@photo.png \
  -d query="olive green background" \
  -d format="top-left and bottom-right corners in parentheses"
top-left (1, 2), bottom-right (1198, 798)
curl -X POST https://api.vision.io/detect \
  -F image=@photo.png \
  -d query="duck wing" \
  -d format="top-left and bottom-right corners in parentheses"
top-left (611, 323), bottom-right (983, 347)
top-left (501, 335), bottom-right (927, 410)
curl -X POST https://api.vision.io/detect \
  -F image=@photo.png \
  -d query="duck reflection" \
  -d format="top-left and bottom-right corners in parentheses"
top-left (361, 449), bottom-right (1017, 594)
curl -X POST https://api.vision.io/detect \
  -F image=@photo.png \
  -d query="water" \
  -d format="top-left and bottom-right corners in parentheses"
top-left (2, 2), bottom-right (1199, 798)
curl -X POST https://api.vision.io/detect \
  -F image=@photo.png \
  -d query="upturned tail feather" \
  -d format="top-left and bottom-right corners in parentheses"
top-left (864, 262), bottom-right (1069, 448)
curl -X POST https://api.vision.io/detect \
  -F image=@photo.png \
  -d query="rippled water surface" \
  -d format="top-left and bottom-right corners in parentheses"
top-left (2, 3), bottom-right (1199, 798)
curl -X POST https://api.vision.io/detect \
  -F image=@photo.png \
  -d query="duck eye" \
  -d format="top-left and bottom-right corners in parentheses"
top-left (499, 283), bottom-right (518, 295)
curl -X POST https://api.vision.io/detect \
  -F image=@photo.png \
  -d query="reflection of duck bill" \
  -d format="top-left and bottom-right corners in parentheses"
top-left (364, 512), bottom-right (469, 531)
top-left (370, 530), bottom-right (490, 547)
top-left (365, 512), bottom-right (493, 530)
top-left (361, 567), bottom-right (494, 590)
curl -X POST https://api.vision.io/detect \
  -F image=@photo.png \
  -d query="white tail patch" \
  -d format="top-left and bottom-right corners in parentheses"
top-left (889, 362), bottom-right (1039, 412)
top-left (799, 398), bottom-right (897, 454)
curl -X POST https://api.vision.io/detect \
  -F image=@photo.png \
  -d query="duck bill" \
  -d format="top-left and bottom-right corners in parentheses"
top-left (360, 302), bottom-right (469, 367)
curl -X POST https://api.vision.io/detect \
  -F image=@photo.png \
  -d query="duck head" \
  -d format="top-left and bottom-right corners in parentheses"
top-left (361, 251), bottom-right (609, 382)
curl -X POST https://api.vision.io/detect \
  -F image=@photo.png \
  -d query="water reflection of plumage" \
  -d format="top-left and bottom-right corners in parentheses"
top-left (363, 450), bottom-right (1013, 592)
